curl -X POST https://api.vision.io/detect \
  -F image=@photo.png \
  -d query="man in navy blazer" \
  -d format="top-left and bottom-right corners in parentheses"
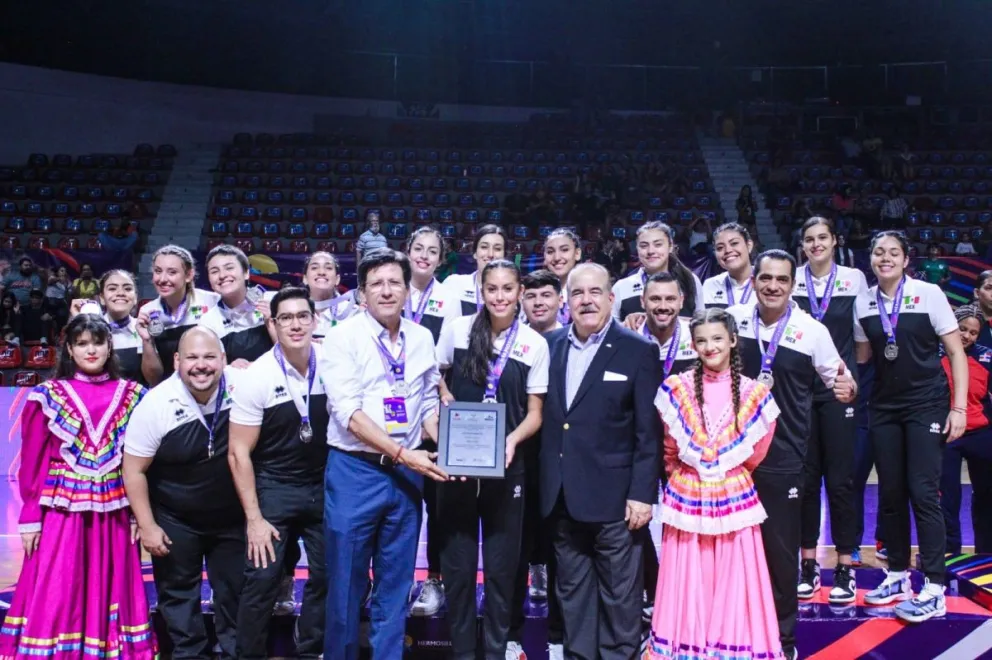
top-left (539, 263), bottom-right (662, 660)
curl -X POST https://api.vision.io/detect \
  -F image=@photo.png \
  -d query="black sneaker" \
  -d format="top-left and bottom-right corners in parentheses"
top-left (797, 559), bottom-right (820, 600)
top-left (829, 564), bottom-right (857, 604)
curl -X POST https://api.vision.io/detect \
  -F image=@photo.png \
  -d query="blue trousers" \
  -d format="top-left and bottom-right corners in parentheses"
top-left (323, 450), bottom-right (423, 660)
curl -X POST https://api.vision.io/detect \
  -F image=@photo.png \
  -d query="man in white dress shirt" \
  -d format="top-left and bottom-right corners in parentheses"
top-left (321, 249), bottom-right (449, 660)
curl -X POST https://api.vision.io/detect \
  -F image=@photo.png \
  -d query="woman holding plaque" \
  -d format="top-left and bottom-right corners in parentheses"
top-left (646, 308), bottom-right (782, 660)
top-left (792, 216), bottom-right (869, 603)
top-left (435, 259), bottom-right (550, 660)
top-left (137, 245), bottom-right (219, 385)
top-left (442, 224), bottom-right (508, 316)
top-left (302, 251), bottom-right (360, 340)
top-left (543, 227), bottom-right (582, 325)
top-left (855, 230), bottom-right (967, 623)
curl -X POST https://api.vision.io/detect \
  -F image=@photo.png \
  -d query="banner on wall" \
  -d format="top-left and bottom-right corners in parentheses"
top-left (0, 248), bottom-right (133, 280)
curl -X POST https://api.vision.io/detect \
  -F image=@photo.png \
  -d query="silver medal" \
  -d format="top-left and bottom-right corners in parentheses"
top-left (148, 313), bottom-right (164, 337)
top-left (299, 422), bottom-right (313, 444)
top-left (482, 397), bottom-right (498, 404)
top-left (884, 343), bottom-right (899, 361)
top-left (757, 371), bottom-right (775, 389)
top-left (392, 381), bottom-right (409, 398)
top-left (246, 285), bottom-right (265, 305)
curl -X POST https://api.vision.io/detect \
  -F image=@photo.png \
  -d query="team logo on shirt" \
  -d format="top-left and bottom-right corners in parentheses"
top-left (190, 305), bottom-right (209, 319)
top-left (174, 408), bottom-right (189, 421)
top-left (632, 282), bottom-right (644, 293)
top-left (980, 352), bottom-right (992, 364)
top-left (929, 423), bottom-right (941, 434)
top-left (739, 318), bottom-right (749, 330)
top-left (845, 407), bottom-right (855, 418)
top-left (784, 326), bottom-right (803, 343)
top-left (427, 299), bottom-right (443, 313)
top-left (511, 343), bottom-right (530, 359)
top-left (274, 385), bottom-right (287, 397)
top-left (714, 289), bottom-right (725, 298)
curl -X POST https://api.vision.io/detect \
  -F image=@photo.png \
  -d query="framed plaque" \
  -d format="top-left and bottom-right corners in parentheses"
top-left (437, 401), bottom-right (506, 478)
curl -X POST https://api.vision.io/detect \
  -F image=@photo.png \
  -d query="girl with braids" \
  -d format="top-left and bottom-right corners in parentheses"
top-left (443, 224), bottom-right (508, 316)
top-left (647, 308), bottom-right (782, 660)
top-left (303, 251), bottom-right (360, 340)
top-left (404, 226), bottom-right (461, 618)
top-left (612, 221), bottom-right (703, 326)
top-left (435, 259), bottom-right (549, 660)
top-left (939, 304), bottom-right (992, 555)
top-left (543, 227), bottom-right (582, 325)
top-left (137, 245), bottom-right (219, 384)
top-left (702, 222), bottom-right (755, 310)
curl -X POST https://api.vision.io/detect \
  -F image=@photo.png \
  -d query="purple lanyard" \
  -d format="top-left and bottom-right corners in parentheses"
top-left (107, 315), bottom-right (131, 331)
top-left (876, 277), bottom-right (906, 345)
top-left (203, 374), bottom-right (226, 458)
top-left (645, 321), bottom-right (682, 377)
top-left (274, 345), bottom-right (317, 425)
top-left (161, 295), bottom-right (189, 325)
top-left (485, 320), bottom-right (519, 401)
top-left (805, 263), bottom-right (837, 321)
top-left (753, 304), bottom-right (792, 374)
top-left (404, 280), bottom-right (435, 324)
top-left (372, 331), bottom-right (407, 390)
top-left (557, 300), bottom-right (571, 325)
top-left (725, 277), bottom-right (752, 306)
top-left (475, 284), bottom-right (483, 312)
top-left (327, 295), bottom-right (351, 322)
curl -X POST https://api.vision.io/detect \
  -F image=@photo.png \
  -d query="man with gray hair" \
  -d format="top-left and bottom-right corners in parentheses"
top-left (539, 263), bottom-right (663, 659)
top-left (123, 326), bottom-right (245, 659)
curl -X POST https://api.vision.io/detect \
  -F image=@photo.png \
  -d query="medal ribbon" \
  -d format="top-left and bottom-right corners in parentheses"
top-left (725, 277), bottom-right (752, 306)
top-left (404, 280), bottom-right (435, 325)
top-left (485, 320), bottom-right (519, 401)
top-left (753, 304), bottom-right (792, 376)
top-left (876, 277), bottom-right (906, 347)
top-left (371, 329), bottom-right (407, 391)
top-left (274, 345), bottom-right (317, 426)
top-left (161, 295), bottom-right (189, 325)
top-left (181, 374), bottom-right (226, 458)
top-left (805, 263), bottom-right (837, 321)
top-left (643, 320), bottom-right (681, 377)
top-left (557, 299), bottom-right (570, 325)
top-left (327, 294), bottom-right (352, 321)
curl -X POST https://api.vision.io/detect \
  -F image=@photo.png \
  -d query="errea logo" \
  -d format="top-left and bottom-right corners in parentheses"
top-left (845, 407), bottom-right (855, 418)
top-left (788, 487), bottom-right (799, 499)
top-left (930, 423), bottom-right (941, 434)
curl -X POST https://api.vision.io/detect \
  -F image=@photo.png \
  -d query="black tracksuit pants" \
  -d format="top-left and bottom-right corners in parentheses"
top-left (236, 479), bottom-right (327, 659)
top-left (753, 467), bottom-right (804, 658)
top-left (800, 398), bottom-right (859, 554)
top-left (151, 507), bottom-right (245, 659)
top-left (941, 426), bottom-right (992, 555)
top-left (438, 472), bottom-right (526, 660)
top-left (871, 406), bottom-right (947, 583)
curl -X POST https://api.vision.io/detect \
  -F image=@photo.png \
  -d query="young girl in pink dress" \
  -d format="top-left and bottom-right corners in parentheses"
top-left (646, 308), bottom-right (783, 660)
top-left (0, 314), bottom-right (156, 660)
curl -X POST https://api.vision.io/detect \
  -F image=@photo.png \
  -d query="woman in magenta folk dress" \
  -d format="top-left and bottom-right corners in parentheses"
top-left (646, 308), bottom-right (783, 660)
top-left (0, 314), bottom-right (156, 660)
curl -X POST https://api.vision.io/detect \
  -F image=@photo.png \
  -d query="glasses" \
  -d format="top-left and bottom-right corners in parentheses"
top-left (274, 311), bottom-right (315, 327)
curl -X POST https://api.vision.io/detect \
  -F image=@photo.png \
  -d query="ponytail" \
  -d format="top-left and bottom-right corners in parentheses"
top-left (459, 259), bottom-right (520, 387)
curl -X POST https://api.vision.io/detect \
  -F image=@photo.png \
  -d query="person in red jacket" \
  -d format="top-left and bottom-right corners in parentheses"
top-left (940, 304), bottom-right (992, 554)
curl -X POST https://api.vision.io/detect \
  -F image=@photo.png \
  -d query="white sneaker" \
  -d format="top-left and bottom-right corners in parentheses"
top-left (505, 641), bottom-right (526, 660)
top-left (273, 575), bottom-right (296, 615)
top-left (547, 643), bottom-right (564, 660)
top-left (864, 570), bottom-right (912, 606)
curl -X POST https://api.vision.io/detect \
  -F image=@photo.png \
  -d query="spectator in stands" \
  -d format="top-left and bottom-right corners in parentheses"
top-left (920, 243), bottom-right (952, 287)
top-left (848, 219), bottom-right (872, 250)
top-left (0, 292), bottom-right (21, 343)
top-left (956, 233), bottom-right (978, 256)
top-left (618, 169), bottom-right (645, 210)
top-left (3, 258), bottom-right (43, 305)
top-left (591, 233), bottom-right (629, 281)
top-left (571, 180), bottom-right (604, 232)
top-left (898, 143), bottom-right (917, 180)
top-left (840, 135), bottom-right (862, 164)
top-left (355, 210), bottom-right (387, 262)
top-left (880, 188), bottom-right (909, 229)
top-left (20, 290), bottom-right (53, 345)
top-left (99, 218), bottom-right (138, 253)
top-left (831, 185), bottom-right (856, 237)
top-left (504, 188), bottom-right (531, 227)
top-left (687, 216), bottom-right (712, 256)
top-left (45, 266), bottom-right (71, 330)
top-left (736, 185), bottom-right (758, 232)
top-left (836, 234), bottom-right (856, 268)
top-left (527, 188), bottom-right (557, 230)
top-left (71, 264), bottom-right (99, 300)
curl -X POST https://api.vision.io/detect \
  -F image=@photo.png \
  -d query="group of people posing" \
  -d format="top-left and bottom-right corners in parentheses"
top-left (0, 215), bottom-right (975, 660)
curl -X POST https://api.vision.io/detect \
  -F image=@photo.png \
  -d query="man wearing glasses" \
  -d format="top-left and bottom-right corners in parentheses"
top-left (228, 287), bottom-right (330, 659)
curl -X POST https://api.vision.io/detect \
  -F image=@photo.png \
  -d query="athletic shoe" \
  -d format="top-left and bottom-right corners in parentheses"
top-left (528, 564), bottom-right (548, 601)
top-left (875, 542), bottom-right (888, 562)
top-left (797, 559), bottom-right (820, 600)
top-left (505, 641), bottom-right (527, 660)
top-left (410, 577), bottom-right (445, 616)
top-left (894, 579), bottom-right (946, 623)
top-left (547, 643), bottom-right (564, 660)
top-left (864, 570), bottom-right (912, 605)
top-left (850, 548), bottom-right (863, 567)
top-left (273, 575), bottom-right (296, 616)
top-left (828, 564), bottom-right (857, 604)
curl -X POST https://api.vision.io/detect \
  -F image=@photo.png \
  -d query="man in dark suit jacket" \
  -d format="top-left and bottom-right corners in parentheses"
top-left (539, 263), bottom-right (663, 660)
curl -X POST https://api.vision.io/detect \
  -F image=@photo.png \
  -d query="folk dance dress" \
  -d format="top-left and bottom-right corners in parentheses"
top-left (645, 368), bottom-right (783, 660)
top-left (0, 373), bottom-right (156, 660)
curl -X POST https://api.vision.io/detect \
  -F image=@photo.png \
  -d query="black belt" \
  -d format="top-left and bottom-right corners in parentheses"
top-left (333, 447), bottom-right (396, 469)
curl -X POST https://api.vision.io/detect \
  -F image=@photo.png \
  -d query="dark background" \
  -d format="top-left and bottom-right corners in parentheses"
top-left (1, 0), bottom-right (990, 108)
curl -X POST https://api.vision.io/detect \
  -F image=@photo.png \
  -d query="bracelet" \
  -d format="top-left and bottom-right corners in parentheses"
top-left (394, 446), bottom-right (405, 463)
top-left (952, 407), bottom-right (966, 413)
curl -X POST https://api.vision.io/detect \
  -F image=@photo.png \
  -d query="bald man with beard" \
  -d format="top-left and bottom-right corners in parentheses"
top-left (123, 327), bottom-right (245, 659)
